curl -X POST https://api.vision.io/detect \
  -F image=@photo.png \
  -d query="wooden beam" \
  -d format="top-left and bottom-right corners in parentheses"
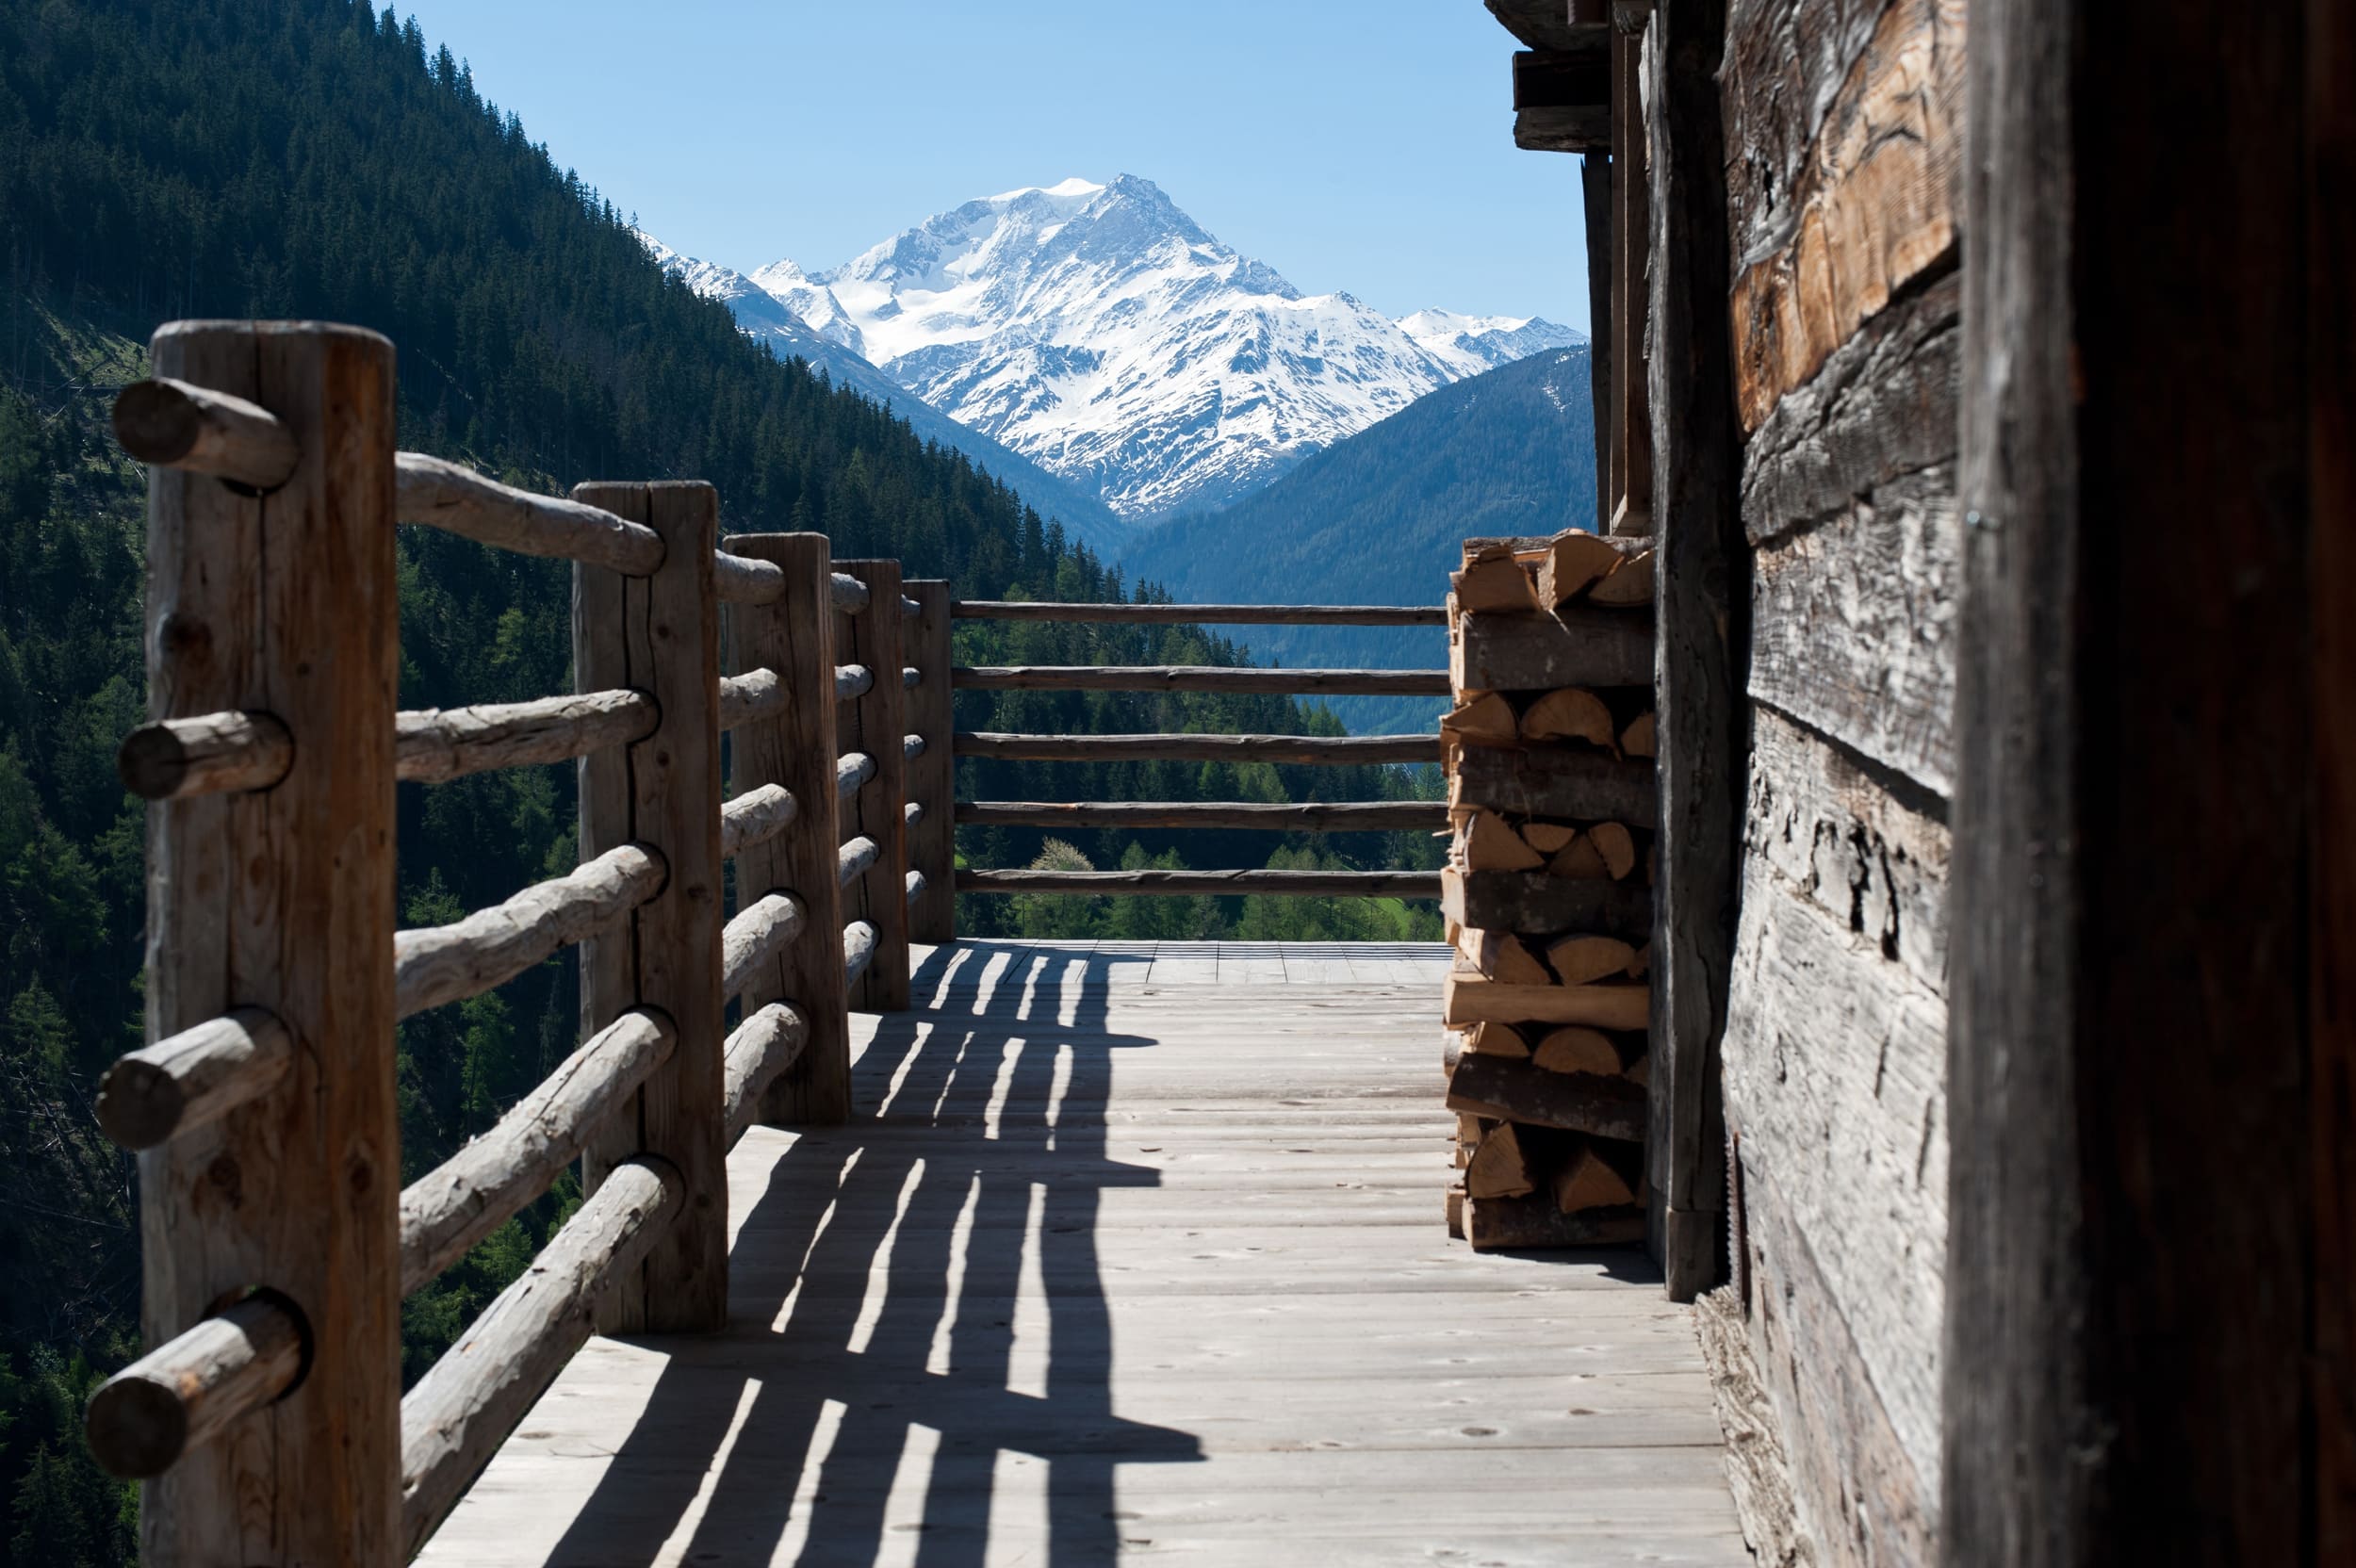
top-left (1440, 867), bottom-right (1654, 945)
top-left (951, 600), bottom-right (1444, 627)
top-left (955, 732), bottom-right (1442, 765)
top-left (719, 783), bottom-right (797, 860)
top-left (1484, 0), bottom-right (1612, 53)
top-left (834, 560), bottom-right (913, 1012)
top-left (720, 892), bottom-right (807, 1004)
top-left (399, 689), bottom-right (658, 784)
top-left (956, 800), bottom-right (1448, 833)
top-left (1946, 0), bottom-right (2320, 1560)
top-left (1449, 607), bottom-right (1654, 691)
top-left (901, 580), bottom-right (957, 943)
top-left (111, 377), bottom-right (300, 490)
top-left (95, 1008), bottom-right (292, 1152)
top-left (1583, 152), bottom-right (1614, 525)
top-left (393, 844), bottom-right (663, 1021)
top-left (721, 1003), bottom-right (810, 1143)
top-left (1608, 3), bottom-right (1653, 537)
top-left (1448, 742), bottom-right (1657, 825)
top-left (85, 1294), bottom-right (306, 1480)
top-left (397, 451), bottom-right (662, 576)
top-left (957, 869), bottom-right (1443, 899)
top-left (951, 665), bottom-right (1451, 695)
top-left (116, 710), bottom-right (291, 799)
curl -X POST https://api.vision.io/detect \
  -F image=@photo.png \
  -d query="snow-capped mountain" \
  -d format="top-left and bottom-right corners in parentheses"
top-left (648, 176), bottom-right (1582, 520)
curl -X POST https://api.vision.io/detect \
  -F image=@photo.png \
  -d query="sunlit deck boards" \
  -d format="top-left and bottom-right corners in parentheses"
top-left (421, 940), bottom-right (1749, 1566)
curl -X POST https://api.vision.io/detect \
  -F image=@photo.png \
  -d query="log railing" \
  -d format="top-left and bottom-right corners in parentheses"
top-left (79, 320), bottom-right (959, 1564)
top-left (949, 599), bottom-right (1450, 898)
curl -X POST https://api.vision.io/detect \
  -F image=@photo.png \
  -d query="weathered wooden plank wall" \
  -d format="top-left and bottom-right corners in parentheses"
top-left (1702, 0), bottom-right (1963, 1560)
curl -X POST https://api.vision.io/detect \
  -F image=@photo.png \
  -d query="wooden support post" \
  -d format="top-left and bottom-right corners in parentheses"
top-left (1582, 150), bottom-right (1614, 526)
top-left (133, 320), bottom-right (400, 1565)
top-left (903, 580), bottom-right (956, 943)
top-left (833, 559), bottom-right (912, 1010)
top-left (724, 533), bottom-right (852, 1125)
top-left (1643, 0), bottom-right (1739, 1303)
top-left (572, 482), bottom-right (727, 1334)
top-left (1947, 1), bottom-right (2328, 1560)
top-left (1609, 2), bottom-right (1654, 537)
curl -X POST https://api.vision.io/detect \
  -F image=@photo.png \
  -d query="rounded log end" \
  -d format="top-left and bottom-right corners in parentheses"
top-left (85, 1374), bottom-right (188, 1479)
top-left (115, 723), bottom-right (191, 799)
top-left (94, 1058), bottom-right (184, 1151)
top-left (110, 380), bottom-right (201, 466)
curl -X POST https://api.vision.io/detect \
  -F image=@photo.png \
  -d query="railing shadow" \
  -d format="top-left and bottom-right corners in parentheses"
top-left (540, 941), bottom-right (1201, 1566)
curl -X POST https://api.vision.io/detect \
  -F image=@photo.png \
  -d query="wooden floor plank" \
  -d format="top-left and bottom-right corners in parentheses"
top-left (422, 940), bottom-right (1745, 1567)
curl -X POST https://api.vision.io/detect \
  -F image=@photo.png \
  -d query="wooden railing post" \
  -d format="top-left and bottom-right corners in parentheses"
top-left (133, 321), bottom-right (401, 1564)
top-left (725, 533), bottom-right (852, 1124)
top-left (571, 482), bottom-right (727, 1333)
top-left (833, 559), bottom-right (913, 1010)
top-left (904, 579), bottom-right (956, 944)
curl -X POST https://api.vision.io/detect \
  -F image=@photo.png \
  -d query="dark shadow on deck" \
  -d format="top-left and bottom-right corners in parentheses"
top-left (541, 944), bottom-right (1203, 1567)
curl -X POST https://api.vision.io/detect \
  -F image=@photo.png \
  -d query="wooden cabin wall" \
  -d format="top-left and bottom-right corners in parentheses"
top-left (1704, 1), bottom-right (1964, 1561)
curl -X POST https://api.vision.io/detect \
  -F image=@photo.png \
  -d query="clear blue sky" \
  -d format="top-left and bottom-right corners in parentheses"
top-left (393, 0), bottom-right (1593, 330)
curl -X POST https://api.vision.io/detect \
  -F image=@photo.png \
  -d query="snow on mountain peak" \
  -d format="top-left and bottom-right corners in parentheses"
top-left (647, 180), bottom-right (1580, 519)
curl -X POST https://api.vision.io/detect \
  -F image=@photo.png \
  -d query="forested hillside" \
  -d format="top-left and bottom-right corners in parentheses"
top-left (0, 4), bottom-right (1435, 1559)
top-left (1122, 347), bottom-right (1600, 733)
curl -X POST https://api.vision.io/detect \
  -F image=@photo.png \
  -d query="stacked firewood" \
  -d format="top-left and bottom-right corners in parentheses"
top-left (1439, 532), bottom-right (1658, 1251)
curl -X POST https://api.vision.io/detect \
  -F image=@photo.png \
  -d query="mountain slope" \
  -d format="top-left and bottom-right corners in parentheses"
top-left (641, 236), bottom-right (1132, 552)
top-left (684, 177), bottom-right (1582, 520)
top-left (1121, 347), bottom-right (1601, 732)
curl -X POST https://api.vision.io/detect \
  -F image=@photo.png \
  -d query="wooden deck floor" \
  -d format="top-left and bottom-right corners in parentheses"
top-left (422, 941), bottom-right (1749, 1566)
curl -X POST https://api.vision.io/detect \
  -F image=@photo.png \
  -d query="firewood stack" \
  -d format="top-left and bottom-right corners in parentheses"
top-left (1439, 532), bottom-right (1657, 1251)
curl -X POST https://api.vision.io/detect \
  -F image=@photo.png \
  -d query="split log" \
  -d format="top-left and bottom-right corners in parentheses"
top-left (1453, 548), bottom-right (1544, 613)
top-left (1443, 1030), bottom-right (1466, 1073)
top-left (843, 919), bottom-right (878, 989)
top-left (957, 868), bottom-right (1444, 899)
top-left (400, 689), bottom-right (660, 783)
top-left (399, 1008), bottom-right (675, 1293)
top-left (1440, 691), bottom-right (1520, 744)
top-left (712, 549), bottom-right (786, 607)
top-left (84, 1293), bottom-right (305, 1479)
top-left (1536, 531), bottom-right (1627, 610)
top-left (1553, 1141), bottom-right (1641, 1214)
top-left (116, 710), bottom-right (291, 799)
top-left (1448, 1054), bottom-right (1648, 1142)
top-left (112, 377), bottom-right (300, 489)
top-left (1444, 968), bottom-right (1651, 1031)
top-left (1440, 867), bottom-right (1653, 943)
top-left (1465, 1122), bottom-right (1537, 1199)
top-left (1520, 821), bottom-right (1579, 854)
top-left (1621, 711), bottom-right (1658, 757)
top-left (1462, 929), bottom-right (1553, 986)
top-left (1626, 941), bottom-right (1652, 978)
top-left (1463, 1021), bottom-right (1533, 1059)
top-left (1452, 606), bottom-right (1655, 691)
top-left (1547, 935), bottom-right (1637, 986)
top-left (399, 1158), bottom-right (679, 1556)
top-left (1549, 833), bottom-right (1612, 879)
top-left (395, 451), bottom-right (663, 576)
top-left (1520, 687), bottom-right (1617, 746)
top-left (719, 784), bottom-right (797, 859)
top-left (1532, 1025), bottom-right (1624, 1076)
top-left (1449, 742), bottom-right (1657, 824)
top-left (1447, 1181), bottom-right (1467, 1239)
top-left (722, 1002), bottom-right (810, 1142)
top-left (954, 732), bottom-right (1441, 764)
top-left (838, 750), bottom-right (876, 798)
top-left (1588, 547), bottom-right (1657, 606)
top-left (1460, 808), bottom-right (1546, 872)
top-left (951, 665), bottom-right (1449, 695)
top-left (394, 844), bottom-right (666, 1020)
top-left (955, 800), bottom-right (1448, 833)
top-left (1464, 1191), bottom-right (1647, 1251)
top-left (951, 600), bottom-right (1445, 626)
top-left (1588, 820), bottom-right (1639, 879)
top-left (96, 1007), bottom-right (291, 1151)
top-left (722, 892), bottom-right (808, 1004)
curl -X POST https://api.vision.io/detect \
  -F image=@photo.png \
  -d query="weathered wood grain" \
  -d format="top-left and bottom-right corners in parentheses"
top-left (711, 548), bottom-right (784, 607)
top-left (1439, 868), bottom-right (1654, 943)
top-left (716, 669), bottom-right (786, 732)
top-left (1448, 1054), bottom-right (1649, 1141)
top-left (721, 1003), bottom-right (810, 1143)
top-left (85, 1294), bottom-right (305, 1480)
top-left (901, 581), bottom-right (957, 943)
top-left (399, 1010), bottom-right (675, 1294)
top-left (112, 376), bottom-right (300, 489)
top-left (721, 892), bottom-right (808, 1004)
top-left (116, 710), bottom-right (291, 799)
top-left (96, 1007), bottom-right (291, 1152)
top-left (1464, 1192), bottom-right (1646, 1251)
top-left (1726, 0), bottom-right (1966, 431)
top-left (1443, 970), bottom-right (1651, 1032)
top-left (834, 561), bottom-right (912, 1011)
top-left (718, 784), bottom-right (796, 860)
top-left (400, 1158), bottom-right (679, 1558)
top-left (399, 451), bottom-right (663, 576)
top-left (573, 482), bottom-right (728, 1335)
top-left (1449, 608), bottom-right (1655, 692)
top-left (399, 689), bottom-right (658, 784)
top-left (133, 320), bottom-right (401, 1566)
top-left (1691, 1286), bottom-right (1813, 1567)
top-left (1448, 741), bottom-right (1657, 824)
top-left (1748, 466), bottom-right (1957, 795)
top-left (837, 750), bottom-right (875, 799)
top-left (394, 844), bottom-right (664, 1021)
top-left (725, 534), bottom-right (852, 1127)
top-left (1741, 269), bottom-right (1960, 547)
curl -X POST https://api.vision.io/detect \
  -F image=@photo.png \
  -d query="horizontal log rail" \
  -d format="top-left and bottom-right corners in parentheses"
top-left (904, 732), bottom-right (926, 762)
top-left (720, 784), bottom-right (797, 859)
top-left (957, 868), bottom-right (1446, 899)
top-left (843, 920), bottom-right (878, 988)
top-left (954, 731), bottom-right (1443, 764)
top-left (905, 800), bottom-right (924, 829)
top-left (952, 600), bottom-right (1447, 626)
top-left (722, 1003), bottom-right (810, 1142)
top-left (721, 892), bottom-right (808, 1004)
top-left (836, 663), bottom-right (874, 701)
top-left (400, 689), bottom-right (658, 784)
top-left (831, 571), bottom-right (869, 613)
top-left (394, 844), bottom-right (665, 1020)
top-left (903, 665), bottom-right (921, 689)
top-left (956, 799), bottom-right (1450, 832)
top-left (712, 548), bottom-right (783, 606)
top-left (718, 670), bottom-right (786, 732)
top-left (396, 452), bottom-right (663, 576)
top-left (838, 836), bottom-right (880, 888)
top-left (111, 377), bottom-right (300, 489)
top-left (953, 664), bottom-right (1451, 695)
top-left (95, 1007), bottom-right (292, 1151)
top-left (399, 1009), bottom-right (676, 1294)
top-left (116, 710), bottom-right (292, 799)
top-left (399, 1157), bottom-right (679, 1557)
top-left (85, 1292), bottom-right (306, 1479)
top-left (838, 750), bottom-right (876, 798)
top-left (906, 868), bottom-right (927, 906)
